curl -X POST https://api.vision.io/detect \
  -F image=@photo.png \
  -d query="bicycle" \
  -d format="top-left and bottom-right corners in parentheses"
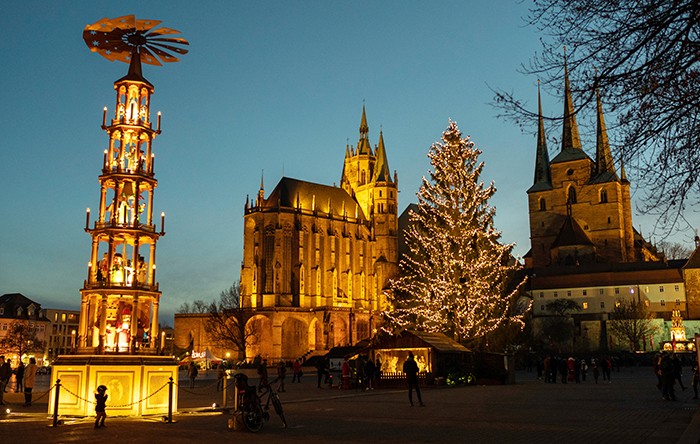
top-left (234, 373), bottom-right (287, 432)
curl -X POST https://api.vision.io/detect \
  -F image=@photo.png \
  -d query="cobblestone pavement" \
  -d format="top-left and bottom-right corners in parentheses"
top-left (2, 368), bottom-right (699, 444)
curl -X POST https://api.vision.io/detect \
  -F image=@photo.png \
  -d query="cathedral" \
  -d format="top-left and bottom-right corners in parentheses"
top-left (238, 107), bottom-right (399, 361)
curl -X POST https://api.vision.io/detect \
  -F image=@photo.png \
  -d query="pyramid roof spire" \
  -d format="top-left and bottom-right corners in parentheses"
top-left (551, 49), bottom-right (589, 164)
top-left (356, 104), bottom-right (372, 155)
top-left (372, 130), bottom-right (392, 183)
top-left (528, 81), bottom-right (553, 193)
top-left (591, 80), bottom-right (618, 183)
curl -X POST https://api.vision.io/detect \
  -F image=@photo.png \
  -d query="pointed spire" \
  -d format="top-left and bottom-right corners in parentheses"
top-left (561, 48), bottom-right (582, 152)
top-left (357, 103), bottom-right (372, 155)
top-left (372, 130), bottom-right (392, 183)
top-left (260, 170), bottom-right (264, 191)
top-left (594, 77), bottom-right (616, 180)
top-left (528, 81), bottom-right (553, 193)
top-left (620, 159), bottom-right (628, 182)
top-left (116, 47), bottom-right (153, 87)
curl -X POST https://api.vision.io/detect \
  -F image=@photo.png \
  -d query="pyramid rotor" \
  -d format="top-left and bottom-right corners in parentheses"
top-left (83, 15), bottom-right (189, 66)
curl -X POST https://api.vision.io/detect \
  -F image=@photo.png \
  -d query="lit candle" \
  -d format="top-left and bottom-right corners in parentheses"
top-left (85, 208), bottom-right (91, 230)
top-left (103, 150), bottom-right (108, 168)
top-left (161, 212), bottom-right (165, 233)
top-left (157, 111), bottom-right (161, 132)
top-left (151, 154), bottom-right (155, 173)
top-left (103, 107), bottom-right (107, 126)
top-left (71, 330), bottom-right (76, 348)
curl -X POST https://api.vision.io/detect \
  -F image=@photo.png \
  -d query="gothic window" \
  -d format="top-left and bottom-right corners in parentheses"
top-left (600, 188), bottom-right (608, 203)
top-left (282, 232), bottom-right (292, 294)
top-left (539, 198), bottom-right (546, 211)
top-left (361, 272), bottom-right (365, 300)
top-left (332, 269), bottom-right (338, 298)
top-left (567, 186), bottom-right (577, 204)
top-left (264, 229), bottom-right (274, 293)
top-left (316, 269), bottom-right (321, 295)
top-left (347, 272), bottom-right (352, 300)
top-left (361, 170), bottom-right (366, 184)
top-left (300, 266), bottom-right (305, 296)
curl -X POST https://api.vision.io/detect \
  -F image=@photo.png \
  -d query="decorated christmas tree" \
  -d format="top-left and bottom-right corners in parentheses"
top-left (387, 120), bottom-right (528, 343)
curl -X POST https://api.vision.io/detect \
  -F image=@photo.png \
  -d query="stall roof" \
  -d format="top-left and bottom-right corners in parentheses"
top-left (371, 330), bottom-right (470, 354)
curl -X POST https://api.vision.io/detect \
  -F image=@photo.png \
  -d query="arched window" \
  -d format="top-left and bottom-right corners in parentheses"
top-left (600, 188), bottom-right (608, 203)
top-left (567, 187), bottom-right (577, 204)
top-left (539, 198), bottom-right (546, 211)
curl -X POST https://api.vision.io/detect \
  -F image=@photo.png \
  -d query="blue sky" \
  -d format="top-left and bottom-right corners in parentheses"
top-left (2, 1), bottom-right (694, 325)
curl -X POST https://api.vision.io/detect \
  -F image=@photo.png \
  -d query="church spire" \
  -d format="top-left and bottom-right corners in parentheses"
top-left (372, 130), bottom-right (392, 183)
top-left (561, 48), bottom-right (582, 152)
top-left (593, 78), bottom-right (617, 181)
top-left (528, 81), bottom-right (553, 193)
top-left (357, 104), bottom-right (372, 155)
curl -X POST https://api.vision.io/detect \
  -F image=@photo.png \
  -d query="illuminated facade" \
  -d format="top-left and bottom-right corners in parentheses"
top-left (238, 107), bottom-right (399, 361)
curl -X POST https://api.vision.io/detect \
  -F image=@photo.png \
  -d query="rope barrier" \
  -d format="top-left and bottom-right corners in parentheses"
top-left (59, 381), bottom-right (170, 408)
top-left (2, 383), bottom-right (58, 407)
top-left (174, 378), bottom-right (221, 395)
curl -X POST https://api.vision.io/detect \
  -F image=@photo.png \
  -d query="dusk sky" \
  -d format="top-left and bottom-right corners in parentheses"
top-left (2, 1), bottom-right (696, 325)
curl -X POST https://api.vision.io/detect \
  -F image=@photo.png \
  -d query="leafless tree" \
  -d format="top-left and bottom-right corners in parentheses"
top-left (204, 282), bottom-right (258, 362)
top-left (491, 0), bottom-right (700, 238)
top-left (657, 241), bottom-right (694, 260)
top-left (608, 298), bottom-right (658, 351)
top-left (177, 299), bottom-right (208, 314)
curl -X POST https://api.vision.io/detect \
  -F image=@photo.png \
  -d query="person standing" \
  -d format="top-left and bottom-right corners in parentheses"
top-left (375, 358), bottom-right (382, 388)
top-left (292, 359), bottom-right (302, 383)
top-left (316, 357), bottom-right (328, 388)
top-left (600, 357), bottom-right (609, 382)
top-left (365, 357), bottom-right (376, 390)
top-left (94, 385), bottom-right (108, 428)
top-left (403, 352), bottom-right (424, 407)
top-left (342, 357), bottom-right (351, 390)
top-left (22, 357), bottom-right (37, 407)
top-left (580, 359), bottom-right (588, 382)
top-left (0, 357), bottom-right (10, 394)
top-left (355, 355), bottom-right (365, 390)
top-left (15, 361), bottom-right (25, 392)
top-left (660, 351), bottom-right (677, 401)
top-left (216, 364), bottom-right (225, 391)
top-left (187, 362), bottom-right (198, 389)
top-left (592, 358), bottom-right (600, 384)
top-left (257, 359), bottom-right (269, 391)
top-left (276, 359), bottom-right (286, 393)
top-left (692, 358), bottom-right (700, 400)
top-left (0, 357), bottom-right (8, 406)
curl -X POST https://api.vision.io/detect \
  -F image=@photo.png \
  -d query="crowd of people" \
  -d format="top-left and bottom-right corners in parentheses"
top-left (536, 355), bottom-right (614, 384)
top-left (652, 351), bottom-right (700, 401)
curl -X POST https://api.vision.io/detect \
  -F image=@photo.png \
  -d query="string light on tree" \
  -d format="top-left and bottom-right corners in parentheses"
top-left (385, 120), bottom-right (529, 343)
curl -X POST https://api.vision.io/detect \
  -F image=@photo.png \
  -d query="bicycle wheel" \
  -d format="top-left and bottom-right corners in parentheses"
top-left (242, 402), bottom-right (264, 433)
top-left (271, 393), bottom-right (287, 428)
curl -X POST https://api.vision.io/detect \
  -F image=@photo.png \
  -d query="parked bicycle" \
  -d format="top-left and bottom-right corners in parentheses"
top-left (234, 373), bottom-right (287, 432)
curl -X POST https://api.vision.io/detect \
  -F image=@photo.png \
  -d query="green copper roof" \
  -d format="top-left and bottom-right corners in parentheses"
top-left (528, 83), bottom-right (553, 193)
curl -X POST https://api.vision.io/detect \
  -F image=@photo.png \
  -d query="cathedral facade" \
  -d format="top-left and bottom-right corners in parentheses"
top-left (238, 107), bottom-right (399, 361)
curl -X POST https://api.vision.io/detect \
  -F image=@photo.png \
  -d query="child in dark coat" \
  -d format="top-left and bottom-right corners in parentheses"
top-left (95, 385), bottom-right (108, 428)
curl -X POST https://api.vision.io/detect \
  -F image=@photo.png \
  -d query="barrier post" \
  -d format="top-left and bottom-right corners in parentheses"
top-left (167, 377), bottom-right (173, 423)
top-left (52, 379), bottom-right (61, 427)
top-left (222, 375), bottom-right (228, 408)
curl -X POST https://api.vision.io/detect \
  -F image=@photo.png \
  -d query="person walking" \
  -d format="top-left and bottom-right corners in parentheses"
top-left (276, 359), bottom-right (286, 393)
top-left (15, 361), bottom-right (25, 392)
top-left (292, 359), bottom-right (302, 383)
top-left (653, 353), bottom-right (663, 390)
top-left (403, 352), bottom-right (424, 407)
top-left (187, 362), bottom-right (198, 389)
top-left (355, 355), bottom-right (366, 390)
top-left (600, 357), bottom-right (609, 382)
top-left (580, 359), bottom-right (588, 382)
top-left (573, 358), bottom-right (581, 383)
top-left (22, 357), bottom-right (37, 407)
top-left (94, 385), bottom-right (108, 428)
top-left (316, 357), bottom-right (329, 388)
top-left (559, 358), bottom-right (569, 384)
top-left (543, 356), bottom-right (551, 383)
top-left (673, 353), bottom-right (686, 391)
top-left (375, 358), bottom-right (382, 388)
